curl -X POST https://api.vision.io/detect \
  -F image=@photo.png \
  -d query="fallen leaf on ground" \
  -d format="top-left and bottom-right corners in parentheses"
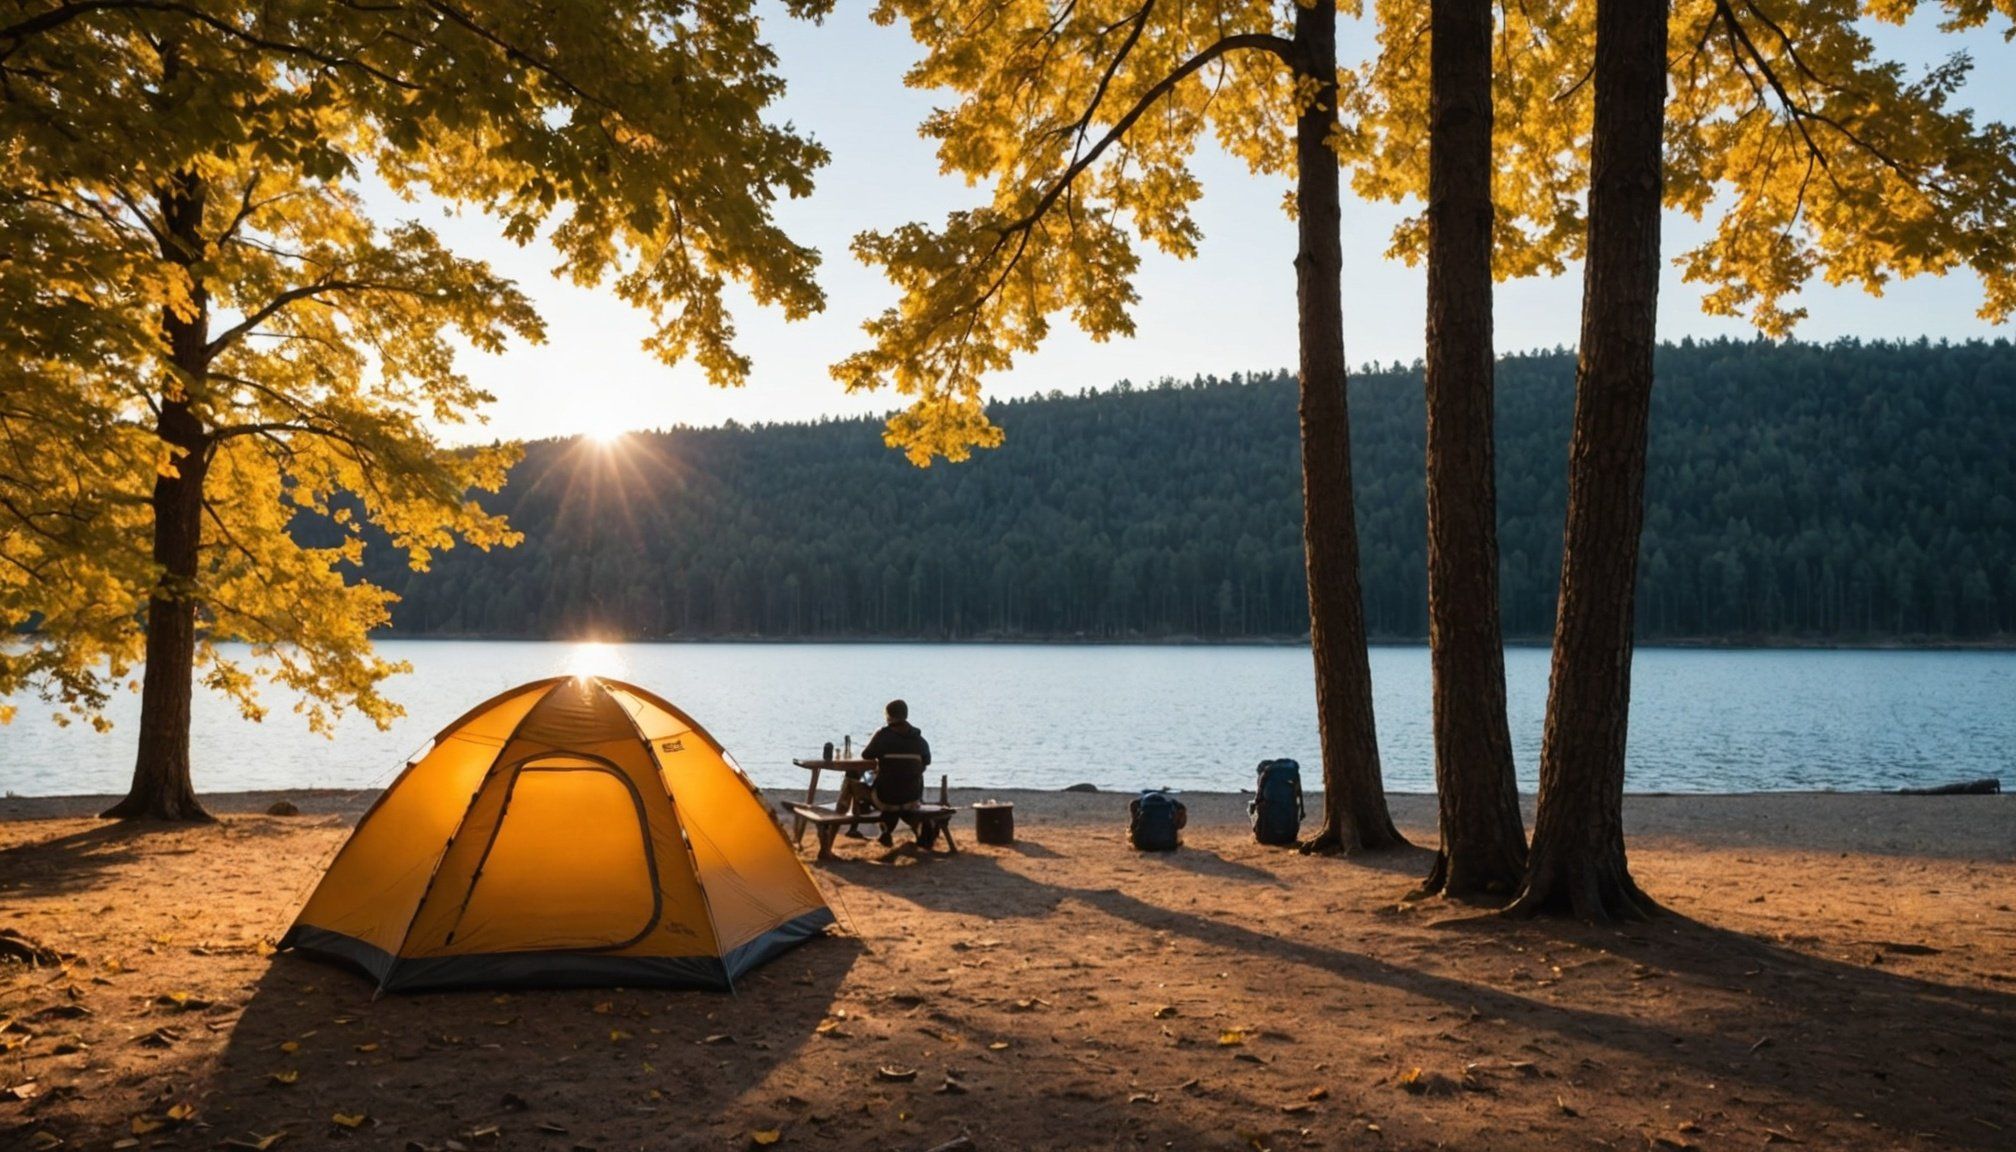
top-left (1876, 940), bottom-right (1940, 956)
top-left (987, 1041), bottom-right (1010, 1051)
top-left (268, 1069), bottom-right (299, 1086)
top-left (331, 1112), bottom-right (367, 1129)
top-left (1217, 1030), bottom-right (1246, 1047)
top-left (1152, 1006), bottom-right (1177, 1019)
top-left (876, 1066), bottom-right (919, 1082)
top-left (751, 1130), bottom-right (782, 1146)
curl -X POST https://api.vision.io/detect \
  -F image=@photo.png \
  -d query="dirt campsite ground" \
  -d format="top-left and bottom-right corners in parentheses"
top-left (3, 789), bottom-right (2014, 1152)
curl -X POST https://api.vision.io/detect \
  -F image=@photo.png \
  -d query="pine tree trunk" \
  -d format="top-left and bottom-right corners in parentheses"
top-left (102, 168), bottom-right (214, 824)
top-left (1418, 0), bottom-right (1526, 898)
top-left (1293, 0), bottom-right (1404, 854)
top-left (1506, 0), bottom-right (1668, 919)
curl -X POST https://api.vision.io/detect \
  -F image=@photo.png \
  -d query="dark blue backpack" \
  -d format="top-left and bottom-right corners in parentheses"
top-left (1250, 759), bottom-right (1305, 846)
top-left (1129, 789), bottom-right (1186, 851)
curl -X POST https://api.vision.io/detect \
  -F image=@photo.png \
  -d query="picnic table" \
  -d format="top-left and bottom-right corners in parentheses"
top-left (786, 756), bottom-right (956, 856)
top-left (789, 757), bottom-right (875, 832)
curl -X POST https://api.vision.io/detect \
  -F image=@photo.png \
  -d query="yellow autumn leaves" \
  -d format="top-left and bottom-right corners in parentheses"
top-left (0, 2), bottom-right (838, 743)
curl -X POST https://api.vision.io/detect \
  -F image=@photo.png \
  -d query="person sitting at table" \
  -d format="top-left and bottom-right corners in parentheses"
top-left (840, 699), bottom-right (932, 845)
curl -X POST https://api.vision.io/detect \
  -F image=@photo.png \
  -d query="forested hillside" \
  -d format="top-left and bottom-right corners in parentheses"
top-left (358, 339), bottom-right (2016, 642)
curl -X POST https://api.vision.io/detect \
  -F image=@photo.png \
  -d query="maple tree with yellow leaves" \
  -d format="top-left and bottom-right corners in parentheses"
top-left (846, 0), bottom-right (1408, 852)
top-left (0, 1), bottom-right (833, 819)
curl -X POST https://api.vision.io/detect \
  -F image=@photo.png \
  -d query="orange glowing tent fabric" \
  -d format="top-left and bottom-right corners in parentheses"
top-left (280, 676), bottom-right (832, 992)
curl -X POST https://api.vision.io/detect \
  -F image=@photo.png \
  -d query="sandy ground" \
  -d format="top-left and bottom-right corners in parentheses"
top-left (3, 789), bottom-right (2013, 1151)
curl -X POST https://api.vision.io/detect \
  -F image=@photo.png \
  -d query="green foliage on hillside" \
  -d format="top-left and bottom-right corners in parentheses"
top-left (358, 338), bottom-right (2016, 642)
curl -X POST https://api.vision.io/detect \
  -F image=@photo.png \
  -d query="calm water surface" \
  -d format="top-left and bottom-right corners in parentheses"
top-left (3, 642), bottom-right (2012, 796)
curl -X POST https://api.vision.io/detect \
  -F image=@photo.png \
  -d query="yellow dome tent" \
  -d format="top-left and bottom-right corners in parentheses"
top-left (280, 676), bottom-right (832, 992)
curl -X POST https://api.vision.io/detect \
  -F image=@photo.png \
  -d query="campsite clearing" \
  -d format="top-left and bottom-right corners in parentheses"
top-left (2, 790), bottom-right (2012, 1151)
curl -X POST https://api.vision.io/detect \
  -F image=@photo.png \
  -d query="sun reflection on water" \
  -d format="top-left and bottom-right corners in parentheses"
top-left (562, 641), bottom-right (627, 680)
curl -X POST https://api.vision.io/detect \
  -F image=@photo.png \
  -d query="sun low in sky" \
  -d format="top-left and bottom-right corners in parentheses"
top-left (582, 419), bottom-right (632, 447)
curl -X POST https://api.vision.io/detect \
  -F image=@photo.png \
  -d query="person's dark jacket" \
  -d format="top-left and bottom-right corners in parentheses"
top-left (862, 720), bottom-right (930, 770)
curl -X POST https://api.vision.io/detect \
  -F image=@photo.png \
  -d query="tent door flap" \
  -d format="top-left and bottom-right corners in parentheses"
top-left (442, 757), bottom-right (662, 953)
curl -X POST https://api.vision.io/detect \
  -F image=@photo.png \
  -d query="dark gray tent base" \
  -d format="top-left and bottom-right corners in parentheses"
top-left (279, 908), bottom-right (836, 993)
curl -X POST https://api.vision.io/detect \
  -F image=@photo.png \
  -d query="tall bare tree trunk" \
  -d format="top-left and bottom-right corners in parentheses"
top-left (1507, 0), bottom-right (1668, 918)
top-left (103, 167), bottom-right (214, 823)
top-left (1293, 0), bottom-right (1404, 854)
top-left (1418, 0), bottom-right (1526, 898)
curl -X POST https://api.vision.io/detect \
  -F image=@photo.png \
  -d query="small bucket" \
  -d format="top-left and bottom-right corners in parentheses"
top-left (973, 800), bottom-right (1015, 845)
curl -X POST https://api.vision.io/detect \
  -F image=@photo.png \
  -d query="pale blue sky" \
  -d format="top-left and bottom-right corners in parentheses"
top-left (400, 6), bottom-right (2016, 443)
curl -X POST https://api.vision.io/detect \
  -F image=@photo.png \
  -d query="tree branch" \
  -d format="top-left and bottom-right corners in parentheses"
top-left (923, 30), bottom-right (1294, 390)
top-left (203, 278), bottom-right (414, 362)
top-left (995, 32), bottom-right (1294, 248)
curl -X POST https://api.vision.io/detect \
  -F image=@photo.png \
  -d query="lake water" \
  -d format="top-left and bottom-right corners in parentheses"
top-left (2, 642), bottom-right (2012, 797)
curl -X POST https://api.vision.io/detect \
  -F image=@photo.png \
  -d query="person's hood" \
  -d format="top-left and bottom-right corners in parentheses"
top-left (886, 720), bottom-right (922, 736)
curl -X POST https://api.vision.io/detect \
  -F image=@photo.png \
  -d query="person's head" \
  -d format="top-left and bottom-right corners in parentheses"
top-left (885, 699), bottom-right (909, 724)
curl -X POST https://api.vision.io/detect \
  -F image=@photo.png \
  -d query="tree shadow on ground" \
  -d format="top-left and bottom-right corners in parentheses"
top-left (0, 822), bottom-right (160, 901)
top-left (203, 935), bottom-right (864, 1152)
top-left (1315, 838), bottom-right (1440, 879)
top-left (1143, 846), bottom-right (1280, 883)
top-left (881, 850), bottom-right (2016, 1149)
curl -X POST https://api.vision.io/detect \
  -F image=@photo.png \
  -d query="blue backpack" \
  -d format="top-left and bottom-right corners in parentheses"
top-left (1249, 759), bottom-right (1305, 846)
top-left (1129, 789), bottom-right (1186, 851)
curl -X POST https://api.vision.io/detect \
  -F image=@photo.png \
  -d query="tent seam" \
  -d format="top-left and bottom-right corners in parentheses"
top-left (378, 678), bottom-right (565, 989)
top-left (605, 679), bottom-right (738, 989)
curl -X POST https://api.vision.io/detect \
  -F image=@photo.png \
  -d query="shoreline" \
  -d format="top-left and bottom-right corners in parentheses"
top-left (5, 787), bottom-right (2009, 860)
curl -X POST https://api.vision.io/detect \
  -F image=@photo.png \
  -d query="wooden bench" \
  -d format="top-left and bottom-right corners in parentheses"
top-left (782, 802), bottom-right (960, 859)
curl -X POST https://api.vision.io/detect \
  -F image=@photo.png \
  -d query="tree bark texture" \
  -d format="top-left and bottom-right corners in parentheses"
top-left (1419, 0), bottom-right (1526, 898)
top-left (1507, 0), bottom-right (1669, 917)
top-left (103, 167), bottom-right (215, 823)
top-left (1292, 0), bottom-right (1405, 854)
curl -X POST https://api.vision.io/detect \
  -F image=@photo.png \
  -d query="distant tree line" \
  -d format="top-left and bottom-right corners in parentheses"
top-left (350, 338), bottom-right (2016, 643)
